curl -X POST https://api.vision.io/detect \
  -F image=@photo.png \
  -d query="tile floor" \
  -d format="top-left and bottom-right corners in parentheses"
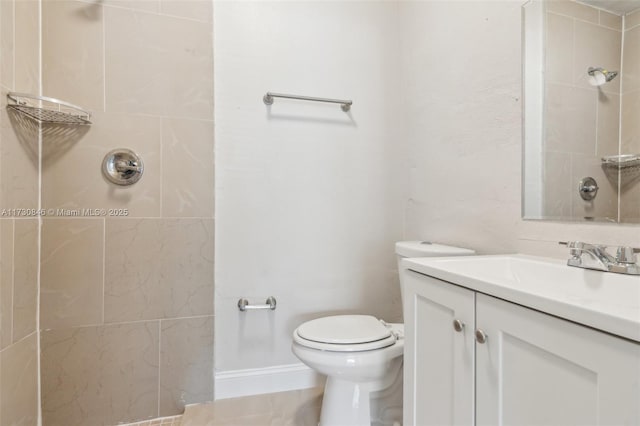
top-left (120, 387), bottom-right (322, 426)
top-left (120, 415), bottom-right (182, 426)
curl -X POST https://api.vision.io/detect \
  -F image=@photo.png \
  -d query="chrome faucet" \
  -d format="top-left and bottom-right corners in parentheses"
top-left (561, 241), bottom-right (640, 275)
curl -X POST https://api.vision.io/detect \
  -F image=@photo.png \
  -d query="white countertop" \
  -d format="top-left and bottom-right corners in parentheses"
top-left (402, 254), bottom-right (640, 343)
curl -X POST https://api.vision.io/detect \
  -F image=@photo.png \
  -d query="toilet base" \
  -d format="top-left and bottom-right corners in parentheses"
top-left (318, 363), bottom-right (403, 426)
top-left (319, 377), bottom-right (372, 426)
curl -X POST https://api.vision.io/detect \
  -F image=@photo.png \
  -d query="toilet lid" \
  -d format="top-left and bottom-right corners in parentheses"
top-left (296, 315), bottom-right (392, 344)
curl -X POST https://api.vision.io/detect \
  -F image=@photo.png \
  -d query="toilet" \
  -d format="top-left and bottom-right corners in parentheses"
top-left (291, 241), bottom-right (475, 426)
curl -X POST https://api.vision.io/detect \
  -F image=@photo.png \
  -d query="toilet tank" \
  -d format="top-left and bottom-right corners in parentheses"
top-left (395, 241), bottom-right (475, 312)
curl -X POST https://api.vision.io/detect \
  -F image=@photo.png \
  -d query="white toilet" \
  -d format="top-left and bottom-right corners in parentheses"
top-left (291, 241), bottom-right (475, 426)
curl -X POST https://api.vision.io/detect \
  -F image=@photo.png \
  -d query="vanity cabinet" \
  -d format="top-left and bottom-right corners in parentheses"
top-left (403, 270), bottom-right (640, 426)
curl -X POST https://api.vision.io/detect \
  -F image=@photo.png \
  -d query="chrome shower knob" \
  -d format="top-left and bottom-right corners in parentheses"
top-left (102, 149), bottom-right (144, 186)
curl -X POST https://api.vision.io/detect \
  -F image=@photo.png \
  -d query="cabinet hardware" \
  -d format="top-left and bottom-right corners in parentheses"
top-left (453, 319), bottom-right (465, 332)
top-left (475, 329), bottom-right (487, 344)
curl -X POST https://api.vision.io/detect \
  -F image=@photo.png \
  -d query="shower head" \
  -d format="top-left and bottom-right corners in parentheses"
top-left (587, 67), bottom-right (618, 86)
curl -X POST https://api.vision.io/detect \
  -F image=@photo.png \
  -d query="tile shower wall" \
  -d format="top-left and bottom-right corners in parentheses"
top-left (400, 1), bottom-right (640, 259)
top-left (621, 9), bottom-right (640, 221)
top-left (0, 0), bottom-right (41, 424)
top-left (543, 0), bottom-right (621, 220)
top-left (39, 1), bottom-right (214, 425)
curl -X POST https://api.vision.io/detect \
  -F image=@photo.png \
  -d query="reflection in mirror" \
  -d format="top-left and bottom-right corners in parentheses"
top-left (523, 0), bottom-right (640, 223)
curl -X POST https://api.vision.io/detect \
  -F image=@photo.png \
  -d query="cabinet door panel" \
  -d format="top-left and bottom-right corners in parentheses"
top-left (403, 271), bottom-right (475, 426)
top-left (476, 293), bottom-right (640, 426)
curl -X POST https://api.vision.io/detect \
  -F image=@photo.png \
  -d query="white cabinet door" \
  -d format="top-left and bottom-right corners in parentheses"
top-left (403, 271), bottom-right (475, 426)
top-left (476, 293), bottom-right (640, 426)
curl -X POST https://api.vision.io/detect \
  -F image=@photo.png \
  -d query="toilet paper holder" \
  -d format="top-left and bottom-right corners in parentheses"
top-left (237, 296), bottom-right (277, 312)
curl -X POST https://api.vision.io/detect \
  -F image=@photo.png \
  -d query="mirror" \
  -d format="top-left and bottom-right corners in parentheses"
top-left (523, 0), bottom-right (640, 223)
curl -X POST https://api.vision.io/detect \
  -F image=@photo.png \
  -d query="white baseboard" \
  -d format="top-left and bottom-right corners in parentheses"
top-left (214, 363), bottom-right (325, 400)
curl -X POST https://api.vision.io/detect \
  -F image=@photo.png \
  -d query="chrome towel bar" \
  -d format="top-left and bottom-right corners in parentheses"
top-left (263, 92), bottom-right (352, 112)
top-left (238, 296), bottom-right (277, 312)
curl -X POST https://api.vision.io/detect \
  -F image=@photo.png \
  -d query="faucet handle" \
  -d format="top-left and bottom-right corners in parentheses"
top-left (615, 247), bottom-right (639, 264)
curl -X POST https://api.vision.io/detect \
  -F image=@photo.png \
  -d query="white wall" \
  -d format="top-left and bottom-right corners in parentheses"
top-left (214, 1), bottom-right (406, 373)
top-left (215, 0), bottom-right (640, 380)
top-left (400, 0), bottom-right (640, 257)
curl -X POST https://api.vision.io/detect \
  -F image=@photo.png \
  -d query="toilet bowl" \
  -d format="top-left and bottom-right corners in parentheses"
top-left (292, 241), bottom-right (475, 426)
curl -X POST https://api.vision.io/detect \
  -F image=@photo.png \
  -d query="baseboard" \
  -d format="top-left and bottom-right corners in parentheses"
top-left (214, 363), bottom-right (325, 400)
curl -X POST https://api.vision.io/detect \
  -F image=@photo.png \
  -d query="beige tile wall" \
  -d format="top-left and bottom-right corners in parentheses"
top-left (39, 0), bottom-right (215, 425)
top-left (0, 0), bottom-right (42, 423)
top-left (621, 9), bottom-right (640, 221)
top-left (543, 0), bottom-right (622, 220)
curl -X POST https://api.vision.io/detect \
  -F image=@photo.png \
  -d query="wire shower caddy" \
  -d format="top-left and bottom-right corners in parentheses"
top-left (6, 92), bottom-right (92, 124)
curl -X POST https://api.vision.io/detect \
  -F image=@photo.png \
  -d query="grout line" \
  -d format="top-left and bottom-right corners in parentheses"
top-left (9, 219), bottom-right (14, 345)
top-left (96, 1), bottom-right (212, 25)
top-left (58, 314), bottom-right (215, 331)
top-left (42, 216), bottom-right (215, 221)
top-left (159, 118), bottom-right (163, 217)
top-left (12, 0), bottom-right (15, 91)
top-left (157, 319), bottom-right (161, 418)
top-left (102, 0), bottom-right (106, 113)
top-left (101, 217), bottom-right (106, 325)
top-left (618, 15), bottom-right (625, 223)
top-left (36, 0), bottom-right (44, 421)
top-left (0, 329), bottom-right (39, 354)
top-left (547, 10), bottom-right (622, 31)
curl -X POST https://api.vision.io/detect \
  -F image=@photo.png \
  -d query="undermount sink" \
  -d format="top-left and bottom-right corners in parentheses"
top-left (402, 254), bottom-right (640, 342)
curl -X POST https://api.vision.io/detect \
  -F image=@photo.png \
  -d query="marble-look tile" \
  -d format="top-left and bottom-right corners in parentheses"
top-left (42, 111), bottom-right (161, 217)
top-left (268, 387), bottom-right (323, 426)
top-left (181, 388), bottom-right (323, 426)
top-left (517, 220), bottom-right (640, 249)
top-left (14, 0), bottom-right (40, 94)
top-left (543, 151), bottom-right (572, 219)
top-left (570, 154), bottom-right (618, 221)
top-left (104, 219), bottom-right (214, 322)
top-left (0, 219), bottom-right (13, 349)
top-left (41, 322), bottom-right (160, 426)
top-left (12, 219), bottom-right (37, 342)
top-left (120, 414), bottom-right (183, 426)
top-left (161, 118), bottom-right (214, 218)
top-left (182, 393), bottom-right (271, 426)
top-left (545, 83), bottom-right (597, 155)
top-left (104, 6), bottom-right (213, 119)
top-left (621, 91), bottom-right (640, 154)
top-left (159, 316), bottom-right (214, 416)
top-left (160, 0), bottom-right (212, 22)
top-left (622, 26), bottom-right (640, 93)
top-left (1, 0), bottom-right (14, 89)
top-left (102, 0), bottom-right (160, 13)
top-left (546, 0), bottom-right (598, 23)
top-left (625, 8), bottom-right (640, 30)
top-left (596, 91), bottom-right (620, 157)
top-left (620, 181), bottom-right (640, 222)
top-left (42, 0), bottom-right (105, 111)
top-left (41, 218), bottom-right (104, 329)
top-left (0, 332), bottom-right (39, 426)
top-left (1, 89), bottom-right (39, 213)
top-left (574, 20), bottom-right (621, 94)
top-left (545, 12), bottom-right (573, 85)
top-left (599, 10), bottom-right (622, 31)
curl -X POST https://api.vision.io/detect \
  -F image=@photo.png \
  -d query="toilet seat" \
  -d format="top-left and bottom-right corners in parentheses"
top-left (293, 315), bottom-right (398, 352)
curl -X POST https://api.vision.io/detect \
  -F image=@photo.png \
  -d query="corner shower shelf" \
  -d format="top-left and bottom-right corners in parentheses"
top-left (601, 154), bottom-right (640, 185)
top-left (7, 92), bottom-right (91, 124)
top-left (602, 154), bottom-right (640, 170)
